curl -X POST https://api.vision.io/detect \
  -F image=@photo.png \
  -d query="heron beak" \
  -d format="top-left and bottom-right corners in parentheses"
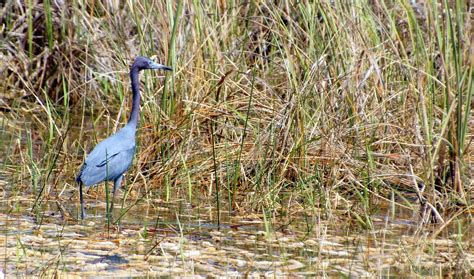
top-left (150, 61), bottom-right (172, 71)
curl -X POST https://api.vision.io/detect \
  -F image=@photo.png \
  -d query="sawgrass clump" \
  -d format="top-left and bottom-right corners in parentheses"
top-left (1, 1), bottom-right (472, 228)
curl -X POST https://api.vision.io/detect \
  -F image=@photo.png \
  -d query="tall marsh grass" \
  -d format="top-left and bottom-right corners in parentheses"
top-left (0, 0), bottom-right (472, 226)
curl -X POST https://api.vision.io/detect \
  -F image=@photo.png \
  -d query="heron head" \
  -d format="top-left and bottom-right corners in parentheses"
top-left (133, 56), bottom-right (172, 71)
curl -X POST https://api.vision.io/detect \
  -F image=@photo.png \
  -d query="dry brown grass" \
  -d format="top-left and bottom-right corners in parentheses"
top-left (0, 0), bottom-right (472, 227)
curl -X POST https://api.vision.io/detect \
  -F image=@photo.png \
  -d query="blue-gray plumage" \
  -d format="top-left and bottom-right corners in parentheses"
top-left (76, 56), bottom-right (172, 219)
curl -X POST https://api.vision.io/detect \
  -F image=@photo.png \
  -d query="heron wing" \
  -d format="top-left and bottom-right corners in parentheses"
top-left (84, 128), bottom-right (134, 166)
top-left (95, 152), bottom-right (120, 167)
top-left (79, 147), bottom-right (135, 186)
top-left (77, 127), bottom-right (136, 186)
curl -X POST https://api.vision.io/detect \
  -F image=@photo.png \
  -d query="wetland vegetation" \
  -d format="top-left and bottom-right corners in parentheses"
top-left (0, 0), bottom-right (473, 276)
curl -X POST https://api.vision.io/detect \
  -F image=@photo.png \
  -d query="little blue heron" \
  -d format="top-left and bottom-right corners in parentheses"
top-left (76, 56), bottom-right (172, 219)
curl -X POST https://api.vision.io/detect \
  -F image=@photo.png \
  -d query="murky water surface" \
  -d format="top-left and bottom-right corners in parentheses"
top-left (0, 188), bottom-right (472, 277)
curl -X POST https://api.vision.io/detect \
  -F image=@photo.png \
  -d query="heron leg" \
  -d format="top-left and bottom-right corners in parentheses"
top-left (109, 175), bottom-right (123, 220)
top-left (79, 182), bottom-right (86, 220)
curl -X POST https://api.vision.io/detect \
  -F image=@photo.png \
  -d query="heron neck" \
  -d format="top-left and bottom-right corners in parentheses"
top-left (128, 67), bottom-right (140, 129)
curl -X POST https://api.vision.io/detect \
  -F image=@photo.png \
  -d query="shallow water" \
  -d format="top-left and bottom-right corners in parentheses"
top-left (0, 190), bottom-right (472, 277)
top-left (1, 102), bottom-right (471, 276)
